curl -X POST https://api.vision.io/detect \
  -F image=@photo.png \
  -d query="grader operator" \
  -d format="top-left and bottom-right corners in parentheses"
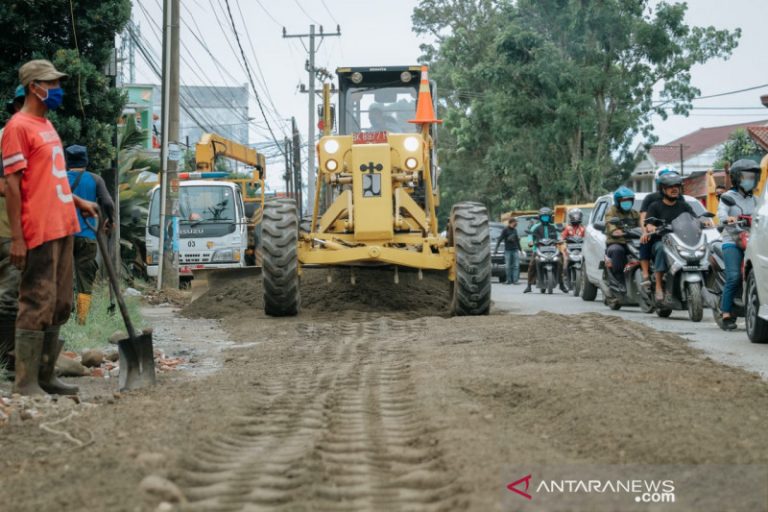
top-left (260, 66), bottom-right (491, 316)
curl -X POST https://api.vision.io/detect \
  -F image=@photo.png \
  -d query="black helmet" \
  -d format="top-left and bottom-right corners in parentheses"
top-left (567, 208), bottom-right (583, 224)
top-left (658, 171), bottom-right (683, 199)
top-left (729, 159), bottom-right (761, 189)
top-left (538, 207), bottom-right (553, 223)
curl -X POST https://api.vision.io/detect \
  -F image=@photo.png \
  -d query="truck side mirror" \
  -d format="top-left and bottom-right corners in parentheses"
top-left (593, 222), bottom-right (605, 232)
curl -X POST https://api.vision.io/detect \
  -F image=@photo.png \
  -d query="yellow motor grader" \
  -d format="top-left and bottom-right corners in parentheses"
top-left (260, 65), bottom-right (491, 316)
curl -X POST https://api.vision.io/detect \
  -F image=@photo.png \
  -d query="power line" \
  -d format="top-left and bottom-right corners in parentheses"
top-left (293, 0), bottom-right (320, 24)
top-left (223, 0), bottom-right (287, 158)
top-left (319, 0), bottom-right (340, 26)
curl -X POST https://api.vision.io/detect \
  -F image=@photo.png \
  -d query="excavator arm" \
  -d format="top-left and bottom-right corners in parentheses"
top-left (195, 133), bottom-right (266, 178)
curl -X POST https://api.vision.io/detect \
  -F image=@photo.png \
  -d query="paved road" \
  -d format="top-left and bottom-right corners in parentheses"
top-left (492, 280), bottom-right (768, 378)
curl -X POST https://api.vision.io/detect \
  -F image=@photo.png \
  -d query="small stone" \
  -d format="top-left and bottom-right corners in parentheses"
top-left (137, 452), bottom-right (167, 470)
top-left (113, 392), bottom-right (122, 400)
top-left (55, 356), bottom-right (89, 377)
top-left (139, 475), bottom-right (186, 503)
top-left (81, 349), bottom-right (104, 368)
top-left (156, 503), bottom-right (175, 512)
top-left (109, 331), bottom-right (127, 344)
top-left (483, 413), bottom-right (494, 421)
top-left (91, 368), bottom-right (105, 378)
top-left (105, 350), bottom-right (120, 362)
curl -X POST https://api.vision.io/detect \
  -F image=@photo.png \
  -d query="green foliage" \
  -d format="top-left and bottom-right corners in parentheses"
top-left (415, 0), bottom-right (740, 222)
top-left (61, 283), bottom-right (143, 352)
top-left (0, 0), bottom-right (132, 171)
top-left (714, 129), bottom-right (766, 169)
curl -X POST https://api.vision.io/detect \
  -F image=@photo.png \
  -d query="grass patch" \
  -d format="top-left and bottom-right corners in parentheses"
top-left (61, 283), bottom-right (143, 353)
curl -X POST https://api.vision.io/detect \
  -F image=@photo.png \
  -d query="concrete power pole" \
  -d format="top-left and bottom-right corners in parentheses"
top-left (283, 25), bottom-right (340, 216)
top-left (157, 0), bottom-right (181, 290)
top-left (292, 116), bottom-right (303, 219)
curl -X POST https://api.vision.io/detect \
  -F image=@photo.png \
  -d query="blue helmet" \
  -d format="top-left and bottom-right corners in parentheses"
top-left (613, 186), bottom-right (635, 207)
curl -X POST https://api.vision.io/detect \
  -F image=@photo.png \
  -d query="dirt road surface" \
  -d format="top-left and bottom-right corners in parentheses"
top-left (2, 270), bottom-right (768, 511)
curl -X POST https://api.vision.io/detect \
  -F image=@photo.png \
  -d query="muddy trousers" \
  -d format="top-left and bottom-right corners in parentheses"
top-left (0, 238), bottom-right (21, 368)
top-left (74, 237), bottom-right (98, 295)
top-left (17, 236), bottom-right (74, 332)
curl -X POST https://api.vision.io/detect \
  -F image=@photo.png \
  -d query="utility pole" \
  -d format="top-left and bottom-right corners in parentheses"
top-left (284, 136), bottom-right (292, 197)
top-left (129, 22), bottom-right (137, 84)
top-left (157, 0), bottom-right (181, 290)
top-left (291, 116), bottom-right (303, 218)
top-left (283, 24), bottom-right (341, 215)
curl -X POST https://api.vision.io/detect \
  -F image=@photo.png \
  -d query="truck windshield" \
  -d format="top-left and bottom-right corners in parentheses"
top-left (149, 185), bottom-right (236, 226)
top-left (344, 86), bottom-right (418, 134)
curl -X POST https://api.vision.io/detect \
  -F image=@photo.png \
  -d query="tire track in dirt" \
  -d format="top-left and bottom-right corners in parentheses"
top-left (176, 316), bottom-right (464, 511)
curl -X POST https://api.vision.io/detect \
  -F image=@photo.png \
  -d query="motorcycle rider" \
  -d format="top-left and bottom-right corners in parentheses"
top-left (639, 166), bottom-right (677, 290)
top-left (524, 207), bottom-right (566, 293)
top-left (644, 172), bottom-right (695, 303)
top-left (604, 187), bottom-right (641, 288)
top-left (717, 159), bottom-right (761, 330)
top-left (560, 208), bottom-right (585, 290)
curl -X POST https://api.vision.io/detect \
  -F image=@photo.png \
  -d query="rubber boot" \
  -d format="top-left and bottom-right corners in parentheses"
top-left (13, 330), bottom-right (46, 396)
top-left (76, 293), bottom-right (92, 325)
top-left (523, 284), bottom-right (532, 293)
top-left (0, 314), bottom-right (16, 372)
top-left (39, 327), bottom-right (79, 396)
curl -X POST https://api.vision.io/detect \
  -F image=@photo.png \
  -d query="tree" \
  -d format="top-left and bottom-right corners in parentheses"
top-left (0, 0), bottom-right (131, 172)
top-left (414, 0), bottom-right (740, 222)
top-left (714, 129), bottom-right (766, 169)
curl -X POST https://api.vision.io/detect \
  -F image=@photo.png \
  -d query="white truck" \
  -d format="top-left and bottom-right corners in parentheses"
top-left (145, 179), bottom-right (255, 281)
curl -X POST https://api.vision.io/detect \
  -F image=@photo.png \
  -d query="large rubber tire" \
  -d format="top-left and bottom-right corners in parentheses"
top-left (686, 282), bottom-right (703, 322)
top-left (746, 271), bottom-right (768, 343)
top-left (635, 271), bottom-right (655, 314)
top-left (571, 268), bottom-right (581, 297)
top-left (545, 268), bottom-right (554, 294)
top-left (712, 301), bottom-right (726, 330)
top-left (580, 262), bottom-right (598, 302)
top-left (262, 199), bottom-right (300, 317)
top-left (450, 202), bottom-right (491, 316)
top-left (299, 215), bottom-right (312, 235)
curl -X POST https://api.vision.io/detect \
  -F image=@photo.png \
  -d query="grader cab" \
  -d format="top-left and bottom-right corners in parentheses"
top-left (260, 66), bottom-right (491, 316)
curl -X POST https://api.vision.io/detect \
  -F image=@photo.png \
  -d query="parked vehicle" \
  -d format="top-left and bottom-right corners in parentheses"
top-left (581, 192), bottom-right (718, 305)
top-left (594, 217), bottom-right (651, 312)
top-left (743, 177), bottom-right (768, 343)
top-left (534, 238), bottom-right (562, 294)
top-left (705, 216), bottom-right (751, 329)
top-left (563, 236), bottom-right (584, 296)
top-left (645, 212), bottom-right (712, 322)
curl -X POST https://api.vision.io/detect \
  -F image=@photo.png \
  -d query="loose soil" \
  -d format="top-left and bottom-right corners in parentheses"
top-left (1, 278), bottom-right (768, 511)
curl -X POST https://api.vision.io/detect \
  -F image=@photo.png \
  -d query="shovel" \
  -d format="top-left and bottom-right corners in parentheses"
top-left (87, 216), bottom-right (156, 391)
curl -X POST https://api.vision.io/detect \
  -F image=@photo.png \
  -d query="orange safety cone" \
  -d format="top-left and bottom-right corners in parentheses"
top-left (409, 66), bottom-right (442, 125)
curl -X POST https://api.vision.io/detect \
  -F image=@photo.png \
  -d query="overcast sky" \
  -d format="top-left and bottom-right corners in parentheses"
top-left (129, 0), bottom-right (768, 189)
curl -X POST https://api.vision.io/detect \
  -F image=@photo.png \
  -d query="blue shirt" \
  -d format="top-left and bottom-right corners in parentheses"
top-left (67, 170), bottom-right (98, 239)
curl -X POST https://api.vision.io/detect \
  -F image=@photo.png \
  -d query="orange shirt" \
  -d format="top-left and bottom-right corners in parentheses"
top-left (1, 112), bottom-right (79, 249)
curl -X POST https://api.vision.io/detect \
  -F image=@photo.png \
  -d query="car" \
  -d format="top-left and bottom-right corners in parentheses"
top-left (490, 222), bottom-right (507, 282)
top-left (743, 183), bottom-right (768, 342)
top-left (581, 192), bottom-right (718, 303)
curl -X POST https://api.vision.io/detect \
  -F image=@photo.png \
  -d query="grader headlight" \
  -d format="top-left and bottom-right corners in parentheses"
top-left (323, 139), bottom-right (340, 154)
top-left (326, 159), bottom-right (339, 171)
top-left (403, 136), bottom-right (421, 152)
top-left (405, 157), bottom-right (419, 170)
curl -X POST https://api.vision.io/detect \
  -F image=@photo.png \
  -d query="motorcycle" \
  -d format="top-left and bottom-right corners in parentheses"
top-left (704, 215), bottom-right (751, 329)
top-left (534, 238), bottom-right (562, 294)
top-left (563, 236), bottom-right (584, 296)
top-left (646, 212), bottom-right (713, 322)
top-left (599, 218), bottom-right (653, 312)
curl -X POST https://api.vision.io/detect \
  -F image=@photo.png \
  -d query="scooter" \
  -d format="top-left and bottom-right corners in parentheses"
top-left (704, 215), bottom-right (751, 328)
top-left (563, 236), bottom-right (584, 296)
top-left (535, 238), bottom-right (562, 294)
top-left (646, 212), bottom-right (712, 322)
top-left (599, 218), bottom-right (653, 312)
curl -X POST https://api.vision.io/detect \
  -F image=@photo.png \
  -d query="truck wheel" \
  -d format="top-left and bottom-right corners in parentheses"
top-left (580, 261), bottom-right (598, 302)
top-left (686, 282), bottom-right (703, 322)
top-left (450, 202), bottom-right (491, 316)
top-left (262, 199), bottom-right (300, 317)
top-left (571, 268), bottom-right (581, 297)
top-left (746, 271), bottom-right (768, 343)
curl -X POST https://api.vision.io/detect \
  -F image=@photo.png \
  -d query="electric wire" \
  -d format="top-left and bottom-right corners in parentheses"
top-left (292, 0), bottom-right (321, 25)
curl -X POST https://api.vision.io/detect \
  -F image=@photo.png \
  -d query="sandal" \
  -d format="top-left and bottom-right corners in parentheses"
top-left (641, 279), bottom-right (651, 290)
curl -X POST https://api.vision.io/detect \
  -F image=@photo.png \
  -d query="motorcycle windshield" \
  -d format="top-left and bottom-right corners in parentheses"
top-left (671, 212), bottom-right (702, 246)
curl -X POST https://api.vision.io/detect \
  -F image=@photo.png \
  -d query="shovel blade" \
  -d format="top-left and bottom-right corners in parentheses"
top-left (117, 331), bottom-right (156, 391)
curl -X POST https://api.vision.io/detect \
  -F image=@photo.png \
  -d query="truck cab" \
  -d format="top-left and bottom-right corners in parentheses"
top-left (145, 180), bottom-right (250, 279)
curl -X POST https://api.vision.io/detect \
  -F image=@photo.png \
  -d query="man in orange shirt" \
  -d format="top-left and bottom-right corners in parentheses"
top-left (1, 60), bottom-right (98, 396)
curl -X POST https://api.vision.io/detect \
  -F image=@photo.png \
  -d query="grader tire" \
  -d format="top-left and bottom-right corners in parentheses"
top-left (450, 202), bottom-right (491, 316)
top-left (262, 199), bottom-right (300, 317)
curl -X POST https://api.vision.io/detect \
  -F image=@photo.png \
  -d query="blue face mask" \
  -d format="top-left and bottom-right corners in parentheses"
top-left (620, 200), bottom-right (633, 212)
top-left (35, 83), bottom-right (64, 110)
top-left (741, 179), bottom-right (755, 192)
top-left (540, 215), bottom-right (551, 223)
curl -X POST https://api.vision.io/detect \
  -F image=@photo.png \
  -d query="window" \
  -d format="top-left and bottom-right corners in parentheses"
top-left (344, 86), bottom-right (418, 134)
top-left (149, 185), bottom-right (236, 226)
top-left (591, 200), bottom-right (608, 224)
